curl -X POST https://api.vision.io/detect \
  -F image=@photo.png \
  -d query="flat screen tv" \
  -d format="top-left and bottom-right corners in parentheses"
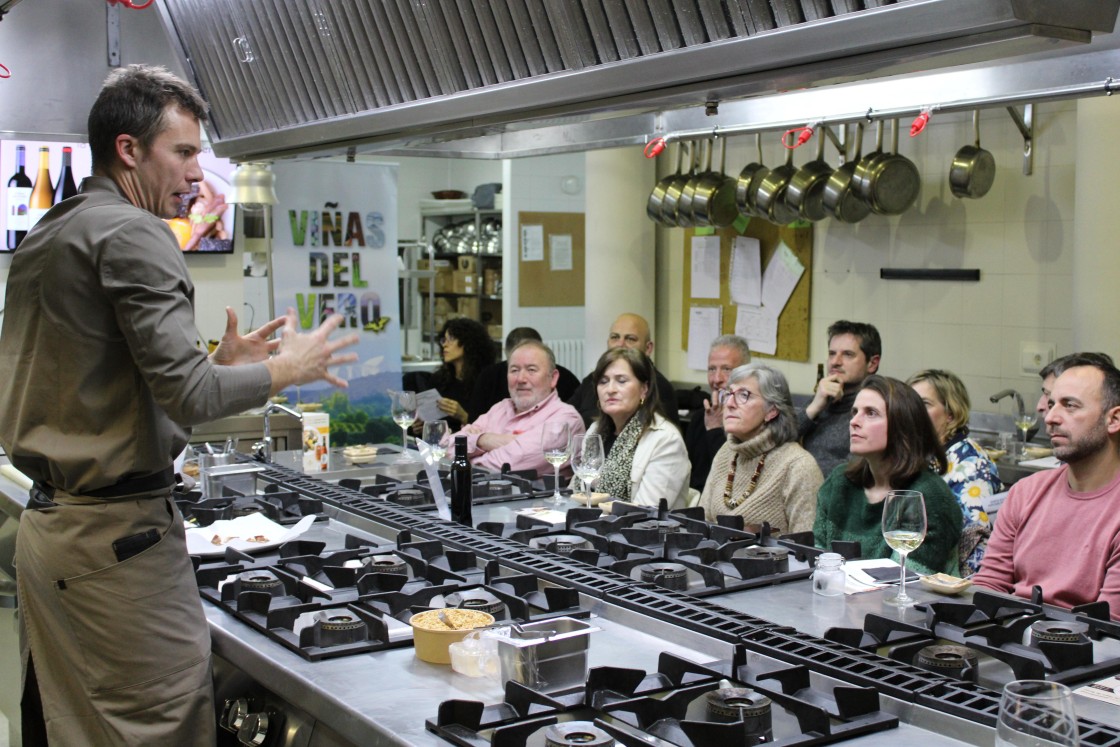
top-left (2, 138), bottom-right (237, 254)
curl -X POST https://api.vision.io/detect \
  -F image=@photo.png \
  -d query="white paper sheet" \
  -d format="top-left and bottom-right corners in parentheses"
top-left (730, 236), bottom-right (762, 306)
top-left (185, 514), bottom-right (315, 558)
top-left (761, 241), bottom-right (805, 317)
top-left (521, 224), bottom-right (544, 261)
top-left (415, 388), bottom-right (443, 423)
top-left (735, 304), bottom-right (778, 356)
top-left (549, 234), bottom-right (573, 271)
top-left (690, 234), bottom-right (722, 299)
top-left (687, 306), bottom-right (722, 371)
top-left (1018, 455), bottom-right (1062, 469)
top-left (1077, 676), bottom-right (1120, 706)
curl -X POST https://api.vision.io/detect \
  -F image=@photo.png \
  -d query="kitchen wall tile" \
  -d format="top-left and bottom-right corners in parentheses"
top-left (958, 325), bottom-right (1003, 378)
top-left (919, 323), bottom-right (963, 375)
top-left (880, 320), bottom-right (924, 375)
top-left (848, 273), bottom-right (890, 326)
top-left (1000, 274), bottom-right (1049, 329)
top-left (921, 283), bottom-right (963, 321)
top-left (811, 270), bottom-right (853, 322)
top-left (958, 276), bottom-right (1004, 322)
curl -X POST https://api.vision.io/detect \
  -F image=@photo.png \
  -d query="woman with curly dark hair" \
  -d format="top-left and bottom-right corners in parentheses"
top-left (813, 375), bottom-right (963, 575)
top-left (413, 317), bottom-right (497, 432)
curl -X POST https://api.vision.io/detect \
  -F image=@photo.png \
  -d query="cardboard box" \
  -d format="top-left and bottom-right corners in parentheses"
top-left (487, 324), bottom-right (503, 340)
top-left (457, 297), bottom-right (480, 319)
top-left (452, 270), bottom-right (478, 295)
top-left (483, 269), bottom-right (501, 297)
top-left (457, 255), bottom-right (478, 274)
top-left (301, 411), bottom-right (330, 472)
top-left (418, 259), bottom-right (453, 293)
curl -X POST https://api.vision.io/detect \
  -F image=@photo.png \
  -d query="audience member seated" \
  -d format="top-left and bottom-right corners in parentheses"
top-left (457, 341), bottom-right (585, 476)
top-left (410, 318), bottom-right (495, 433)
top-left (587, 347), bottom-right (690, 509)
top-left (797, 320), bottom-right (881, 476)
top-left (1034, 351), bottom-right (1115, 416)
top-left (568, 313), bottom-right (680, 429)
top-left (698, 364), bottom-right (822, 534)
top-left (974, 356), bottom-right (1120, 618)
top-left (685, 334), bottom-right (751, 492)
top-left (813, 375), bottom-right (962, 575)
top-left (468, 326), bottom-right (579, 422)
top-left (907, 369), bottom-right (1002, 575)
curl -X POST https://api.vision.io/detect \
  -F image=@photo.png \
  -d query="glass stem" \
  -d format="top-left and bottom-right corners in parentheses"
top-left (899, 554), bottom-right (907, 599)
top-left (401, 426), bottom-right (408, 451)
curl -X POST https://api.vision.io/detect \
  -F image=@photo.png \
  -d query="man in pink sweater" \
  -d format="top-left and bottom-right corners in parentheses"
top-left (974, 355), bottom-right (1120, 617)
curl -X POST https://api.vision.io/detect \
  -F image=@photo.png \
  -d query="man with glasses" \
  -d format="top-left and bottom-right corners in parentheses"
top-left (685, 335), bottom-right (751, 491)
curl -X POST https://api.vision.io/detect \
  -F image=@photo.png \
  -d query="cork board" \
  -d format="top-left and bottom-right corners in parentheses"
top-left (517, 211), bottom-right (586, 307)
top-left (680, 218), bottom-right (813, 362)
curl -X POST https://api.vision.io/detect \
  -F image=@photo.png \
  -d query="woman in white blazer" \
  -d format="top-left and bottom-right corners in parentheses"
top-left (585, 347), bottom-right (691, 509)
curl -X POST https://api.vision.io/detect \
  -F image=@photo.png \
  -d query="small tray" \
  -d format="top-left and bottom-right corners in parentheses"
top-left (571, 491), bottom-right (610, 506)
top-left (920, 573), bottom-right (972, 595)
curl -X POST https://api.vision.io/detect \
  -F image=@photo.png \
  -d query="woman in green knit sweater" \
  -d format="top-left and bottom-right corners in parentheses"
top-left (813, 375), bottom-right (963, 576)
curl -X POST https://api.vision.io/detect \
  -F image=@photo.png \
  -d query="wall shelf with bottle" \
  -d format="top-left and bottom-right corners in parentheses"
top-left (418, 205), bottom-right (503, 343)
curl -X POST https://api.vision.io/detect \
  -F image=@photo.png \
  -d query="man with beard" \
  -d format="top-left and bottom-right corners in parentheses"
top-left (457, 340), bottom-right (585, 475)
top-left (1033, 351), bottom-right (1114, 416)
top-left (974, 355), bottom-right (1120, 618)
top-left (797, 320), bottom-right (881, 476)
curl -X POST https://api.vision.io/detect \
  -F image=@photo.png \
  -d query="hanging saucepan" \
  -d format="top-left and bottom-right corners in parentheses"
top-left (855, 118), bottom-right (921, 215)
top-left (691, 138), bottom-right (738, 228)
top-left (784, 126), bottom-right (835, 222)
top-left (646, 140), bottom-right (683, 224)
top-left (822, 123), bottom-right (872, 224)
top-left (736, 133), bottom-right (770, 219)
top-left (659, 141), bottom-right (696, 227)
top-left (850, 119), bottom-right (886, 201)
top-left (676, 139), bottom-right (711, 229)
top-left (753, 131), bottom-right (800, 225)
top-left (949, 109), bottom-right (996, 199)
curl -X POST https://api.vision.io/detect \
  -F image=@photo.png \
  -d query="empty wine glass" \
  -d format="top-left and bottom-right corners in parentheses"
top-left (880, 489), bottom-right (927, 607)
top-left (390, 390), bottom-right (418, 463)
top-left (540, 421), bottom-right (572, 504)
top-left (997, 680), bottom-right (1079, 747)
top-left (421, 420), bottom-right (448, 463)
top-left (570, 433), bottom-right (605, 504)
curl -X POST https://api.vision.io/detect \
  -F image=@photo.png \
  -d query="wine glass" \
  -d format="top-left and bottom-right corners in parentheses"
top-left (570, 433), bottom-right (605, 504)
top-left (880, 489), bottom-right (927, 607)
top-left (390, 390), bottom-right (418, 463)
top-left (1014, 411), bottom-right (1037, 461)
top-left (421, 420), bottom-right (448, 463)
top-left (997, 680), bottom-right (1079, 747)
top-left (540, 421), bottom-right (572, 504)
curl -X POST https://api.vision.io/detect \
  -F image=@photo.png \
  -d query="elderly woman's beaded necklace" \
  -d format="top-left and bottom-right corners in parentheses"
top-left (722, 453), bottom-right (767, 509)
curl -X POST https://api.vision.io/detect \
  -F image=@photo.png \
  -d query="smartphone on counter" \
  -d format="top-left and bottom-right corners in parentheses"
top-left (112, 528), bottom-right (160, 562)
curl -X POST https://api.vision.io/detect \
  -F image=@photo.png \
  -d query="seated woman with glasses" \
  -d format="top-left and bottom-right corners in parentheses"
top-left (698, 364), bottom-right (823, 533)
top-left (587, 347), bottom-right (691, 509)
top-left (410, 318), bottom-right (496, 433)
top-left (813, 375), bottom-right (963, 575)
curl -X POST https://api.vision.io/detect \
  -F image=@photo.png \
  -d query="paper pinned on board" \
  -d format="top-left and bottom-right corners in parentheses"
top-left (687, 306), bottom-right (722, 371)
top-left (760, 241), bottom-right (804, 317)
top-left (730, 236), bottom-right (762, 306)
top-left (735, 305), bottom-right (778, 356)
top-left (521, 224), bottom-right (544, 261)
top-left (690, 234), bottom-right (721, 299)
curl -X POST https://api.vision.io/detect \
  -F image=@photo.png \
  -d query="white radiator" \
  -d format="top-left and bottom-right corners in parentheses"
top-left (546, 338), bottom-right (585, 374)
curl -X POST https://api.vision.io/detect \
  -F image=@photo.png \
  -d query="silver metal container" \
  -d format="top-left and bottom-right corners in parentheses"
top-left (203, 463), bottom-right (266, 500)
top-left (496, 617), bottom-right (596, 692)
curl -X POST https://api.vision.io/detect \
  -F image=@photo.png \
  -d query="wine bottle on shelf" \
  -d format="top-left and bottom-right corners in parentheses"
top-left (449, 434), bottom-right (473, 527)
top-left (813, 363), bottom-right (824, 392)
top-left (6, 144), bottom-right (32, 250)
top-left (28, 146), bottom-right (53, 229)
top-left (53, 146), bottom-right (78, 204)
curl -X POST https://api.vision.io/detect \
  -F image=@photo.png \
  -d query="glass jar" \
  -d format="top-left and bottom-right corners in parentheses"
top-left (812, 552), bottom-right (845, 597)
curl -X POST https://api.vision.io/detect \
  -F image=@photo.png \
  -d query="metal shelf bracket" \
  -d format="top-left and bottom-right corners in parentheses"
top-left (1005, 104), bottom-right (1034, 176)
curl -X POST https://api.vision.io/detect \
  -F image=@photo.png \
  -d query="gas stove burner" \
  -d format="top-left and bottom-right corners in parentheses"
top-left (534, 534), bottom-right (594, 555)
top-left (915, 645), bottom-right (979, 679)
top-left (237, 571), bottom-right (285, 596)
top-left (632, 519), bottom-right (681, 539)
top-left (389, 489), bottom-right (429, 507)
top-left (741, 545), bottom-right (790, 562)
top-left (476, 479), bottom-right (515, 497)
top-left (444, 589), bottom-right (506, 617)
top-left (543, 722), bottom-right (615, 747)
top-left (733, 545), bottom-right (791, 574)
top-left (305, 609), bottom-right (369, 646)
top-left (1030, 620), bottom-right (1091, 645)
top-left (231, 502), bottom-right (264, 518)
top-left (639, 562), bottom-right (689, 591)
top-left (706, 686), bottom-right (773, 738)
top-left (362, 554), bottom-right (407, 575)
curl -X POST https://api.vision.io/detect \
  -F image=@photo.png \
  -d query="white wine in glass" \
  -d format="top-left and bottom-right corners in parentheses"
top-left (1014, 413), bottom-right (1037, 461)
top-left (541, 421), bottom-right (572, 505)
top-left (390, 390), bottom-right (418, 463)
top-left (881, 489), bottom-right (927, 607)
top-left (421, 420), bottom-right (448, 462)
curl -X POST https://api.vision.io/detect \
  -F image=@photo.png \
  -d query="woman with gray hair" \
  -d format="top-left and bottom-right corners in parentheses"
top-left (698, 364), bottom-right (823, 533)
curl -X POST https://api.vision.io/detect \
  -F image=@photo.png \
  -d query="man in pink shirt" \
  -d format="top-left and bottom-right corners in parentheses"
top-left (974, 355), bottom-right (1120, 617)
top-left (458, 340), bottom-right (586, 476)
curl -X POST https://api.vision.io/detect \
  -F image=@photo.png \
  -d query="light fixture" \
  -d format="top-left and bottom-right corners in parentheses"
top-left (228, 162), bottom-right (278, 208)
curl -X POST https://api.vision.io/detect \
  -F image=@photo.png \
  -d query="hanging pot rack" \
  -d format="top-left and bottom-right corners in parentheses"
top-left (645, 76), bottom-right (1119, 177)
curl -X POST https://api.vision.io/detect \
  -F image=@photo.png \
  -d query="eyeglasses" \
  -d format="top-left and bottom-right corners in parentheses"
top-left (718, 388), bottom-right (756, 406)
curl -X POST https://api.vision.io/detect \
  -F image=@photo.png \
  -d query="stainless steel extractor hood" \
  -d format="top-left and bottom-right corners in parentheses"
top-left (154, 0), bottom-right (1119, 161)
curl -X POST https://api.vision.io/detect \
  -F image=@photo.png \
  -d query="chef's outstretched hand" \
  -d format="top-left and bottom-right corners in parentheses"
top-left (210, 306), bottom-right (285, 366)
top-left (265, 309), bottom-right (360, 394)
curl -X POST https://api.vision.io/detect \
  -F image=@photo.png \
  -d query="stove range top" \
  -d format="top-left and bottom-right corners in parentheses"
top-left (193, 529), bottom-right (590, 661)
top-left (427, 649), bottom-right (898, 747)
top-left (175, 482), bottom-right (326, 527)
top-left (338, 467), bottom-right (556, 510)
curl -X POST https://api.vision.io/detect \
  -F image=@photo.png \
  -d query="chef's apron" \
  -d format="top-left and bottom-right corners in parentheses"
top-left (16, 490), bottom-right (216, 746)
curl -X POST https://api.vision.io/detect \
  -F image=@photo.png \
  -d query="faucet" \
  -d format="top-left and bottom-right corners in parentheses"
top-left (990, 389), bottom-right (1026, 420)
top-left (259, 402), bottom-right (303, 463)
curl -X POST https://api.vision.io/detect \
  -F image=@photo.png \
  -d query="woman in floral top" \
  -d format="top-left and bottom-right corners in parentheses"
top-left (908, 369), bottom-right (1003, 574)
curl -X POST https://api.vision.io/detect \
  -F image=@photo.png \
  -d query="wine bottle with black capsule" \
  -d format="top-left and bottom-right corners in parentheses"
top-left (6, 145), bottom-right (32, 250)
top-left (28, 146), bottom-right (53, 228)
top-left (449, 434), bottom-right (473, 527)
top-left (53, 146), bottom-right (78, 204)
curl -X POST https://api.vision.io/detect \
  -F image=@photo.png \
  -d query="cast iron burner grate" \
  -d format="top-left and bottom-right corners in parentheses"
top-left (426, 651), bottom-right (897, 747)
top-left (176, 483), bottom-right (324, 527)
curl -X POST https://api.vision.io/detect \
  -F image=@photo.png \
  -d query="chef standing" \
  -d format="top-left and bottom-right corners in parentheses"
top-left (0, 65), bottom-right (358, 745)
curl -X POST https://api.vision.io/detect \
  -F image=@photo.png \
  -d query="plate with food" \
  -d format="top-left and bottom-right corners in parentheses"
top-left (919, 572), bottom-right (973, 595)
top-left (185, 514), bottom-right (315, 557)
top-left (342, 444), bottom-right (379, 464)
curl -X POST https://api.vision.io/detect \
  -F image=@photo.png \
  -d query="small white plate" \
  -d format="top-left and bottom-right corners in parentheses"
top-left (920, 573), bottom-right (973, 595)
